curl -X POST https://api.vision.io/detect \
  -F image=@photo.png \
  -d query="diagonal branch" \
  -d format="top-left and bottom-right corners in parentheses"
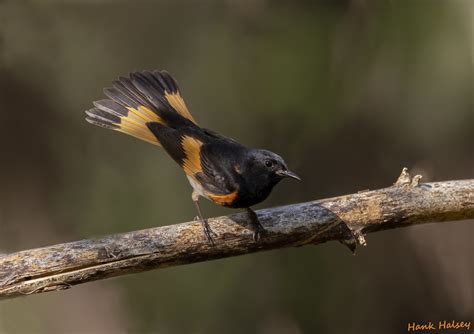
top-left (0, 169), bottom-right (473, 299)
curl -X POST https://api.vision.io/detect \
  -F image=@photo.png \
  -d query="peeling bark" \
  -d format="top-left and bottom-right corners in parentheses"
top-left (0, 169), bottom-right (473, 299)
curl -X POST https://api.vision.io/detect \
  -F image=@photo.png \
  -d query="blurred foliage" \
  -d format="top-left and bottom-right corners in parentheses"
top-left (0, 0), bottom-right (473, 333)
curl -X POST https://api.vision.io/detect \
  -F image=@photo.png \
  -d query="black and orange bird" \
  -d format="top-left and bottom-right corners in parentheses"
top-left (85, 70), bottom-right (300, 243)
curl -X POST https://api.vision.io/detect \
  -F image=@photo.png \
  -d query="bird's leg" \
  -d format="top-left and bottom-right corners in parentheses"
top-left (192, 192), bottom-right (216, 245)
top-left (246, 207), bottom-right (265, 242)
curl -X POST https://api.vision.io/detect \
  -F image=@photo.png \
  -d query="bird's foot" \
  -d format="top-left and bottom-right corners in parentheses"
top-left (252, 221), bottom-right (265, 242)
top-left (246, 208), bottom-right (266, 242)
top-left (195, 216), bottom-right (217, 245)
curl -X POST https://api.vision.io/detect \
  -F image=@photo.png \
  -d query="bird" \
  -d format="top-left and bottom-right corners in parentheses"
top-left (85, 70), bottom-right (300, 243)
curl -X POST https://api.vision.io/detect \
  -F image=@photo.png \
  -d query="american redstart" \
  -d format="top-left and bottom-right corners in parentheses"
top-left (85, 70), bottom-right (300, 244)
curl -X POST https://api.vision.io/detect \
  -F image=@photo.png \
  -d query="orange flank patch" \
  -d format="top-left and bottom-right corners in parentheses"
top-left (181, 136), bottom-right (203, 175)
top-left (165, 92), bottom-right (197, 124)
top-left (208, 191), bottom-right (238, 206)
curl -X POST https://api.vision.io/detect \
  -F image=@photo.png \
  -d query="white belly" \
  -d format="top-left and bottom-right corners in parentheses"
top-left (186, 175), bottom-right (209, 200)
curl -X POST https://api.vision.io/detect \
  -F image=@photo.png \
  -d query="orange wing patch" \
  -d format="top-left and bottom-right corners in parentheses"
top-left (208, 191), bottom-right (238, 206)
top-left (181, 136), bottom-right (203, 175)
top-left (165, 92), bottom-right (197, 124)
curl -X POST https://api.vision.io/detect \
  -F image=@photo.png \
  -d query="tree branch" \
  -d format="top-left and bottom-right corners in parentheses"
top-left (1, 169), bottom-right (473, 299)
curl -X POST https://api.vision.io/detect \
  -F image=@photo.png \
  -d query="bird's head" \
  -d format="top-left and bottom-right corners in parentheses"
top-left (246, 149), bottom-right (301, 184)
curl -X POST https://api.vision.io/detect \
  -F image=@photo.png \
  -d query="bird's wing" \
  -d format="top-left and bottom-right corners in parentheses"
top-left (198, 152), bottom-right (239, 205)
top-left (197, 139), bottom-right (243, 197)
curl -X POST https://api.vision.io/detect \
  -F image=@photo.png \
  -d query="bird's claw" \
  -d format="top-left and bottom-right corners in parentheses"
top-left (246, 208), bottom-right (265, 243)
top-left (252, 222), bottom-right (265, 242)
top-left (200, 218), bottom-right (217, 245)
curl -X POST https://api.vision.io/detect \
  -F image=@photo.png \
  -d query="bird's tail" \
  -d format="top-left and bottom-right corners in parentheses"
top-left (85, 70), bottom-right (196, 146)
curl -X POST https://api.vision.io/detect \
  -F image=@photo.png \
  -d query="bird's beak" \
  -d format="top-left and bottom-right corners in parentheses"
top-left (276, 170), bottom-right (302, 181)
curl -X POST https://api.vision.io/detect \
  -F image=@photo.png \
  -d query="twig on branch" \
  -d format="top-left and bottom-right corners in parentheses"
top-left (0, 169), bottom-right (473, 299)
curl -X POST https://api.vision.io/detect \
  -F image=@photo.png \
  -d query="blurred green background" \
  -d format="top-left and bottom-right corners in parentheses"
top-left (0, 0), bottom-right (473, 333)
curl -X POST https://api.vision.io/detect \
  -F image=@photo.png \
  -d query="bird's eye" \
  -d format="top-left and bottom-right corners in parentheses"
top-left (265, 160), bottom-right (273, 168)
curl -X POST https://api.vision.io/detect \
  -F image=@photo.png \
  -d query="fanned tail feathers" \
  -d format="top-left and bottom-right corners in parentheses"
top-left (85, 70), bottom-right (195, 146)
